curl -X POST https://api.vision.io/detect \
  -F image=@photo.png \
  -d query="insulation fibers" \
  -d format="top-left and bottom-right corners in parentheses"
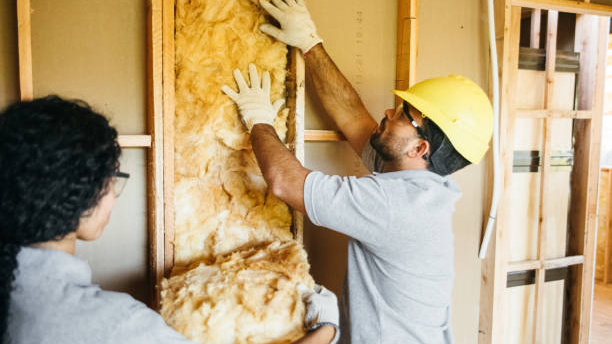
top-left (161, 0), bottom-right (314, 343)
top-left (161, 241), bottom-right (315, 344)
top-left (173, 0), bottom-right (293, 265)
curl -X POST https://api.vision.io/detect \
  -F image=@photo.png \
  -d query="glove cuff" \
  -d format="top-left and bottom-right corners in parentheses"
top-left (300, 35), bottom-right (323, 54)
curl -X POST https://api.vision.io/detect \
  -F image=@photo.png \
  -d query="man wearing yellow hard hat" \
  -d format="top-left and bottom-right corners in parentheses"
top-left (222, 1), bottom-right (493, 344)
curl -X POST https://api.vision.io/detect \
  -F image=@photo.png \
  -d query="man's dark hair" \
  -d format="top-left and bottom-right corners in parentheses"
top-left (419, 116), bottom-right (471, 176)
top-left (0, 96), bottom-right (121, 342)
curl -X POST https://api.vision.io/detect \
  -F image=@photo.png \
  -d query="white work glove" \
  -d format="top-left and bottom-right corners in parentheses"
top-left (259, 0), bottom-right (322, 53)
top-left (221, 64), bottom-right (285, 132)
top-left (298, 283), bottom-right (340, 344)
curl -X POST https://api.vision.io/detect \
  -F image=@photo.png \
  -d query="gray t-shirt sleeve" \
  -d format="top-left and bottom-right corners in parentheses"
top-left (304, 171), bottom-right (389, 246)
top-left (111, 301), bottom-right (196, 344)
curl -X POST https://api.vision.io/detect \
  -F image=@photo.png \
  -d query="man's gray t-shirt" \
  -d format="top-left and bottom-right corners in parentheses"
top-left (303, 143), bottom-right (461, 344)
top-left (8, 247), bottom-right (195, 344)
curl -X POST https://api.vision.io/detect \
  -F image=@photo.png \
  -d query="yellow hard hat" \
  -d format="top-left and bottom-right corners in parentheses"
top-left (392, 75), bottom-right (493, 164)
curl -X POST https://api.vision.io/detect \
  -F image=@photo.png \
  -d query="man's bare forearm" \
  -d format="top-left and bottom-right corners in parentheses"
top-left (250, 124), bottom-right (309, 213)
top-left (305, 44), bottom-right (377, 154)
top-left (291, 326), bottom-right (336, 344)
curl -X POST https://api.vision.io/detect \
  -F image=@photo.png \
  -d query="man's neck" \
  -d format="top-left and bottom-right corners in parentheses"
top-left (30, 232), bottom-right (77, 255)
top-left (383, 158), bottom-right (428, 173)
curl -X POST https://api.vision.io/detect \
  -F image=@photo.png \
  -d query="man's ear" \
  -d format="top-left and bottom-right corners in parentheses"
top-left (408, 139), bottom-right (429, 159)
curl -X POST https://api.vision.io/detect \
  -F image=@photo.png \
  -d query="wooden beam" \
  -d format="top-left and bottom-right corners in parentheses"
top-left (304, 129), bottom-right (345, 142)
top-left (478, 5), bottom-right (522, 344)
top-left (506, 255), bottom-right (585, 272)
top-left (395, 0), bottom-right (418, 107)
top-left (162, 0), bottom-right (175, 281)
top-left (118, 135), bottom-right (152, 148)
top-left (17, 0), bottom-right (33, 101)
top-left (286, 47), bottom-right (306, 243)
top-left (512, 0), bottom-right (612, 16)
top-left (605, 168), bottom-right (612, 284)
top-left (532, 11), bottom-right (557, 344)
top-left (146, 0), bottom-right (164, 310)
top-left (564, 15), bottom-right (610, 344)
top-left (530, 9), bottom-right (541, 49)
top-left (514, 109), bottom-right (592, 119)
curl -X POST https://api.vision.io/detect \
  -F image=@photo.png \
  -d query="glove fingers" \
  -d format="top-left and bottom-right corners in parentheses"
top-left (262, 71), bottom-right (271, 94)
top-left (260, 0), bottom-right (284, 20)
top-left (285, 0), bottom-right (297, 6)
top-left (221, 85), bottom-right (239, 101)
top-left (233, 69), bottom-right (249, 92)
top-left (271, 0), bottom-right (288, 10)
top-left (260, 24), bottom-right (284, 42)
top-left (295, 0), bottom-right (305, 6)
top-left (273, 99), bottom-right (285, 113)
top-left (248, 64), bottom-right (260, 89)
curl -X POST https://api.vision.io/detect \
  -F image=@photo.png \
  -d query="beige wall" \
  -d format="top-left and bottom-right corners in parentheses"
top-left (0, 0), bottom-right (490, 342)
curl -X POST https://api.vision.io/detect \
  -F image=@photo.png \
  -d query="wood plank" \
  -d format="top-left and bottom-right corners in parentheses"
top-left (118, 135), bottom-right (152, 148)
top-left (286, 47), bottom-right (305, 243)
top-left (606, 169), bottom-right (612, 284)
top-left (515, 109), bottom-right (592, 119)
top-left (395, 0), bottom-right (418, 107)
top-left (565, 15), bottom-right (610, 344)
top-left (532, 11), bottom-right (557, 344)
top-left (512, 0), bottom-right (612, 16)
top-left (530, 9), bottom-right (541, 49)
top-left (304, 129), bottom-right (345, 141)
top-left (479, 5), bottom-right (522, 344)
top-left (146, 0), bottom-right (164, 310)
top-left (162, 0), bottom-right (175, 280)
top-left (507, 255), bottom-right (585, 272)
top-left (17, 0), bottom-right (33, 100)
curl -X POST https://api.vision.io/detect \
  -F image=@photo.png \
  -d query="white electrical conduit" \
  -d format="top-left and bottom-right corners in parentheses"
top-left (478, 0), bottom-right (501, 259)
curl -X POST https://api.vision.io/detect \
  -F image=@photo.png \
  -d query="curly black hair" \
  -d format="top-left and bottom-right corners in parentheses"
top-left (0, 96), bottom-right (121, 342)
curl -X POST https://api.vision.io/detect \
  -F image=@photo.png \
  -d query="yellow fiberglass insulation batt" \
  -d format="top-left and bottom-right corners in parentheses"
top-left (161, 241), bottom-right (315, 344)
top-left (160, 0), bottom-right (315, 343)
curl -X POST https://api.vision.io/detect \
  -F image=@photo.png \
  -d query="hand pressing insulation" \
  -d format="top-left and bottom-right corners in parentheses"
top-left (299, 284), bottom-right (340, 344)
top-left (222, 64), bottom-right (285, 132)
top-left (259, 0), bottom-right (322, 53)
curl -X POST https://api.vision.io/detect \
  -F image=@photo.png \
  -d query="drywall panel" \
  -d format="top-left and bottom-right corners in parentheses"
top-left (30, 0), bottom-right (146, 134)
top-left (27, 0), bottom-right (150, 301)
top-left (76, 149), bottom-right (148, 303)
top-left (0, 0), bottom-right (19, 109)
top-left (418, 1), bottom-right (489, 343)
top-left (303, 0), bottom-right (396, 298)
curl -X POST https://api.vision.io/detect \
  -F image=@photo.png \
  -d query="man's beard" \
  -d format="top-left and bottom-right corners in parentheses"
top-left (370, 118), bottom-right (404, 162)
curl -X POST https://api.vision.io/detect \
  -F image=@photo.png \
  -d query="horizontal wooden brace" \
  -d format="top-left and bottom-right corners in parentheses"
top-left (507, 255), bottom-right (585, 272)
top-left (515, 109), bottom-right (592, 119)
top-left (118, 135), bottom-right (152, 147)
top-left (304, 129), bottom-right (345, 142)
top-left (512, 0), bottom-right (612, 17)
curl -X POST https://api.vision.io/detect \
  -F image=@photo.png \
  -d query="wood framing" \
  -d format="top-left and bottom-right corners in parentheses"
top-left (146, 0), bottom-right (165, 309)
top-left (480, 1), bottom-right (610, 343)
top-left (597, 168), bottom-right (612, 284)
top-left (395, 0), bottom-right (418, 107)
top-left (17, 0), bottom-right (33, 101)
top-left (512, 0), bottom-right (612, 16)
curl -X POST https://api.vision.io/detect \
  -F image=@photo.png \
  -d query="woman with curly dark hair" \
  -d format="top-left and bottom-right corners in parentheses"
top-left (0, 96), bottom-right (339, 344)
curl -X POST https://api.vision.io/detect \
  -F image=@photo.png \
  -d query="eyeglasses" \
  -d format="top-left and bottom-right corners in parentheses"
top-left (402, 101), bottom-right (429, 161)
top-left (112, 171), bottom-right (130, 197)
